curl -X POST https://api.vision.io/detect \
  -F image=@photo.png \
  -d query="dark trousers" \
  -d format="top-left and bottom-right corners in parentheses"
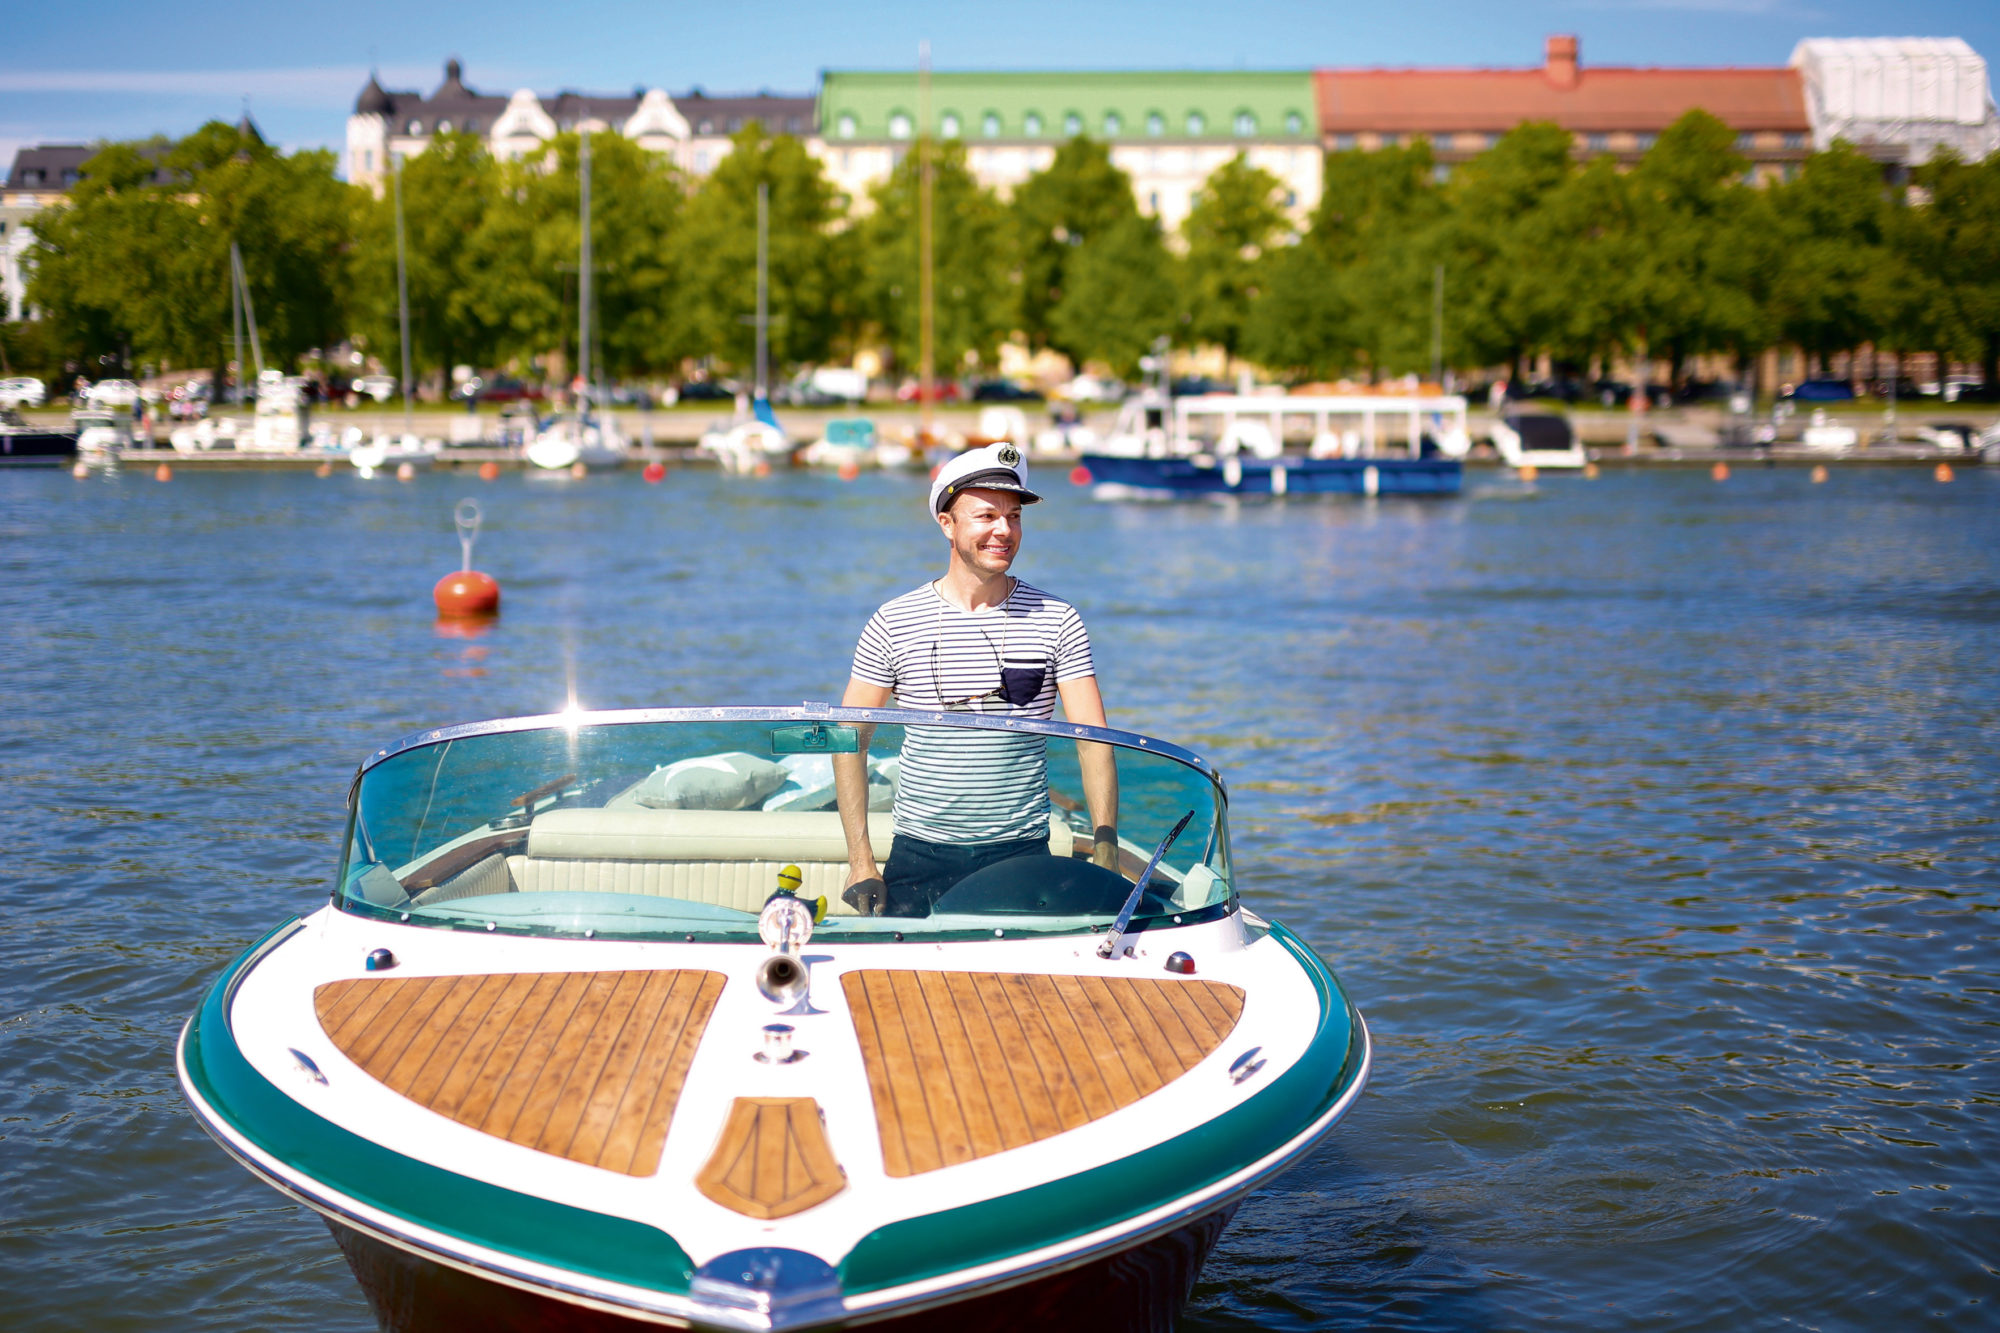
top-left (882, 832), bottom-right (1047, 917)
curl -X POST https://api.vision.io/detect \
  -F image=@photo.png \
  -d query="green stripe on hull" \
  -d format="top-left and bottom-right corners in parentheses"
top-left (181, 921), bottom-right (697, 1295)
top-left (840, 922), bottom-right (1360, 1293)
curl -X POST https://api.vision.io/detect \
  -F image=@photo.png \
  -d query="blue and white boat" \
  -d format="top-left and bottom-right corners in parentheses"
top-left (178, 705), bottom-right (1370, 1332)
top-left (1082, 392), bottom-right (1469, 498)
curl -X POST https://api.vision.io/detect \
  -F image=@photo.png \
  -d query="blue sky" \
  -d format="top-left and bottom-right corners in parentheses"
top-left (3, 0), bottom-right (1996, 169)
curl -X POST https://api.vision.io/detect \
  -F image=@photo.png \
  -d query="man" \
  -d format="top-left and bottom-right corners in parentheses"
top-left (834, 442), bottom-right (1118, 917)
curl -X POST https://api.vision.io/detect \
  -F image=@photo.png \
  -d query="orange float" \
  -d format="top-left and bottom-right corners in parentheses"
top-left (643, 461), bottom-right (667, 484)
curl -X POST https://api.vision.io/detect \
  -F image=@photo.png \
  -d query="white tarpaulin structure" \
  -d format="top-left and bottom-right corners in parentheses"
top-left (1792, 37), bottom-right (2000, 163)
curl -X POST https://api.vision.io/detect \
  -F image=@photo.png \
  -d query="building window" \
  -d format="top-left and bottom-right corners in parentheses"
top-left (1063, 111), bottom-right (1082, 136)
top-left (1186, 111), bottom-right (1206, 135)
top-left (1234, 111), bottom-right (1257, 136)
top-left (982, 111), bottom-right (1001, 137)
top-left (407, 120), bottom-right (423, 134)
top-left (836, 113), bottom-right (857, 140)
top-left (1284, 111), bottom-right (1303, 135)
top-left (1104, 111), bottom-right (1122, 135)
top-left (941, 111), bottom-right (961, 138)
top-left (1783, 131), bottom-right (1805, 150)
top-left (1334, 133), bottom-right (1356, 151)
top-left (1146, 111), bottom-right (1165, 137)
top-left (1024, 112), bottom-right (1043, 137)
top-left (888, 112), bottom-right (913, 140)
top-left (1587, 133), bottom-right (1608, 152)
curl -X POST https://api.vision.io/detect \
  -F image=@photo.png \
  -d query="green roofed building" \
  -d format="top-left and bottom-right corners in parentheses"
top-left (816, 71), bottom-right (1321, 228)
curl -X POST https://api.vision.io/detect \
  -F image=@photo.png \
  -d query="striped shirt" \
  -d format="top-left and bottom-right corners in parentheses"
top-left (853, 580), bottom-right (1095, 844)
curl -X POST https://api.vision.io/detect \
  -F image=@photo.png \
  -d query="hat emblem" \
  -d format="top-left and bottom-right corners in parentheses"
top-left (997, 444), bottom-right (1019, 466)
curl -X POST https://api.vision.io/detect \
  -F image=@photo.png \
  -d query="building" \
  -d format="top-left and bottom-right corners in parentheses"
top-left (1791, 38), bottom-right (2000, 167)
top-left (1316, 36), bottom-right (1813, 180)
top-left (346, 60), bottom-right (815, 189)
top-left (815, 71), bottom-right (1321, 229)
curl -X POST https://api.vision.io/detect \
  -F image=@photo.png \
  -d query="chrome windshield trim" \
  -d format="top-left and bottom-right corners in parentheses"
top-left (354, 704), bottom-right (1222, 790)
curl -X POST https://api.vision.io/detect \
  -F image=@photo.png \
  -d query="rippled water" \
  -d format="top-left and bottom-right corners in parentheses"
top-left (3, 463), bottom-right (1994, 1330)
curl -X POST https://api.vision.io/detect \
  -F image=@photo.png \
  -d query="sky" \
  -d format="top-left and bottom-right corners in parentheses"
top-left (3, 0), bottom-right (1997, 170)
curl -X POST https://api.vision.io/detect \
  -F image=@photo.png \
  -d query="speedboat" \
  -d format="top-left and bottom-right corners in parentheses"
top-left (178, 705), bottom-right (1370, 1332)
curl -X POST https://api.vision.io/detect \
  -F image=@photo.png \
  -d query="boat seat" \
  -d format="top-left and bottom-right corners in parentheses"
top-left (412, 809), bottom-right (1081, 917)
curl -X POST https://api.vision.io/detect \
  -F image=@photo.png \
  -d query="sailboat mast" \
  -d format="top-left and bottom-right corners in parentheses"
top-left (393, 160), bottom-right (413, 437)
top-left (917, 40), bottom-right (934, 446)
top-left (579, 130), bottom-right (593, 424)
top-left (754, 182), bottom-right (769, 401)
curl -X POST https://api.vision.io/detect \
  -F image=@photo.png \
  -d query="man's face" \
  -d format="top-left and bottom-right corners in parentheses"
top-left (938, 488), bottom-right (1023, 577)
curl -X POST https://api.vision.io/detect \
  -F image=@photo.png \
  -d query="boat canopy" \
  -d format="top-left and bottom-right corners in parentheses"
top-left (337, 707), bottom-right (1234, 944)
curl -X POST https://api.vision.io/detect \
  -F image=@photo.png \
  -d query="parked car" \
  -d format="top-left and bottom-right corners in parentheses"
top-left (0, 376), bottom-right (45, 408)
top-left (675, 379), bottom-right (737, 403)
top-left (1784, 379), bottom-right (1856, 402)
top-left (896, 379), bottom-right (964, 404)
top-left (970, 379), bottom-right (1042, 403)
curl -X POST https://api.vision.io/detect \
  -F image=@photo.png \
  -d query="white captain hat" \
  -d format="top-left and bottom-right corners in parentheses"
top-left (928, 441), bottom-right (1043, 515)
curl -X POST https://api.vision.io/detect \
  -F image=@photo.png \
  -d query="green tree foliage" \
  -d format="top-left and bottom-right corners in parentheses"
top-left (677, 124), bottom-right (846, 376)
top-left (1048, 215), bottom-right (1180, 376)
top-left (27, 123), bottom-right (350, 383)
top-left (466, 131), bottom-right (686, 380)
top-left (1011, 138), bottom-right (1141, 353)
top-left (857, 140), bottom-right (1015, 374)
top-left (351, 132), bottom-right (500, 387)
top-left (1179, 154), bottom-right (1291, 360)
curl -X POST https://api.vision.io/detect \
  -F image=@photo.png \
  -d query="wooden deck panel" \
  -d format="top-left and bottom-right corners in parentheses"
top-left (314, 969), bottom-right (723, 1177)
top-left (695, 1097), bottom-right (847, 1219)
top-left (841, 970), bottom-right (1246, 1178)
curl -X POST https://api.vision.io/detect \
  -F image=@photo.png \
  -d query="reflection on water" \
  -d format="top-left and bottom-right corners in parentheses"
top-left (1, 466), bottom-right (1996, 1330)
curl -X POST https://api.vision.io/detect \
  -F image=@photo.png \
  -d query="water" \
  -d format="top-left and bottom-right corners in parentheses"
top-left (3, 463), bottom-right (1994, 1330)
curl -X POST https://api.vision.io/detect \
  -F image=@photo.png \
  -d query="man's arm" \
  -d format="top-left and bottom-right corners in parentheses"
top-left (1057, 675), bottom-right (1120, 873)
top-left (835, 677), bottom-right (891, 895)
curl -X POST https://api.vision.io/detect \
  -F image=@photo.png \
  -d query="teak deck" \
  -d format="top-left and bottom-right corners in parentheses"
top-left (695, 1097), bottom-right (847, 1219)
top-left (841, 970), bottom-right (1246, 1177)
top-left (314, 969), bottom-right (724, 1176)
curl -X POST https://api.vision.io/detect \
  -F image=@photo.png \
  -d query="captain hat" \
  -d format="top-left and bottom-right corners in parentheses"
top-left (928, 441), bottom-right (1043, 515)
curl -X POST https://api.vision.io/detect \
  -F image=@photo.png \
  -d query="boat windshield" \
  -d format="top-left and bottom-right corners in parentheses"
top-left (335, 711), bottom-right (1232, 943)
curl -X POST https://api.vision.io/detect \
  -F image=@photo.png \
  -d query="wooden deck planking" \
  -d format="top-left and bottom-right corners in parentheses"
top-left (314, 969), bottom-right (722, 1177)
top-left (842, 970), bottom-right (1246, 1178)
top-left (695, 1097), bottom-right (846, 1219)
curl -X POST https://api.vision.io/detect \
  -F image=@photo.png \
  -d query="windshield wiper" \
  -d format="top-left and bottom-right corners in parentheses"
top-left (1097, 810), bottom-right (1193, 960)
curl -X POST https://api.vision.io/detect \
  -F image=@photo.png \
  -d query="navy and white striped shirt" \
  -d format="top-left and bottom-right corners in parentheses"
top-left (853, 580), bottom-right (1095, 844)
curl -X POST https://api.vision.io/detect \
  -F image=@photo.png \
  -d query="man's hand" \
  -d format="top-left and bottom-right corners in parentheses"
top-left (842, 877), bottom-right (888, 916)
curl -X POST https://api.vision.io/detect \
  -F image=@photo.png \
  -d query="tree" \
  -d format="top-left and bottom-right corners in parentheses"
top-left (1179, 154), bottom-right (1290, 362)
top-left (465, 131), bottom-right (687, 382)
top-left (351, 132), bottom-right (501, 390)
top-left (676, 124), bottom-right (846, 377)
top-left (857, 139), bottom-right (1015, 375)
top-left (1048, 214), bottom-right (1179, 376)
top-left (1010, 137), bottom-right (1141, 354)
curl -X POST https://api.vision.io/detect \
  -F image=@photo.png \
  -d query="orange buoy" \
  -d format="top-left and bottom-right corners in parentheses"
top-left (753, 460), bottom-right (772, 478)
top-left (1711, 462), bottom-right (1730, 481)
top-left (434, 570), bottom-right (500, 618)
top-left (1583, 462), bottom-right (1600, 479)
top-left (71, 461), bottom-right (90, 479)
top-left (837, 460), bottom-right (861, 482)
top-left (1935, 462), bottom-right (1955, 483)
top-left (396, 462), bottom-right (416, 481)
top-left (154, 463), bottom-right (172, 481)
top-left (1069, 464), bottom-right (1093, 486)
top-left (569, 461), bottom-right (588, 479)
top-left (1810, 465), bottom-right (1829, 483)
top-left (1518, 464), bottom-right (1538, 482)
top-left (642, 461), bottom-right (667, 484)
top-left (478, 461), bottom-right (500, 482)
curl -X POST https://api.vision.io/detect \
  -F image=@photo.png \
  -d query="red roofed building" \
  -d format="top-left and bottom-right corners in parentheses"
top-left (1316, 36), bottom-right (1812, 179)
